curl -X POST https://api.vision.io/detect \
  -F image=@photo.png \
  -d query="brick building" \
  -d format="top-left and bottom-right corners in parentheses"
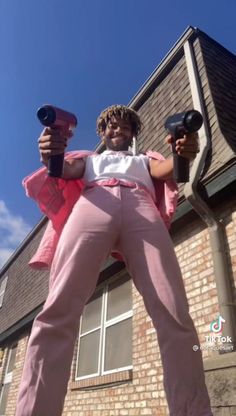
top-left (0, 26), bottom-right (236, 416)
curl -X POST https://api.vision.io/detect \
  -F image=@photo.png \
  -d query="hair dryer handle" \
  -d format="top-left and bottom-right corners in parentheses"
top-left (48, 153), bottom-right (65, 178)
top-left (173, 153), bottom-right (189, 183)
top-left (172, 138), bottom-right (190, 183)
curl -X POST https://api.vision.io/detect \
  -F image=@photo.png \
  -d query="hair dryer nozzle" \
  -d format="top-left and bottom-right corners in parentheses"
top-left (37, 104), bottom-right (77, 129)
top-left (184, 110), bottom-right (203, 133)
top-left (37, 106), bottom-right (56, 126)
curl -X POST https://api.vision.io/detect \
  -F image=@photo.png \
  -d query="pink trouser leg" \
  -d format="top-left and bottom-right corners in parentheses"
top-left (116, 187), bottom-right (213, 416)
top-left (15, 187), bottom-right (121, 416)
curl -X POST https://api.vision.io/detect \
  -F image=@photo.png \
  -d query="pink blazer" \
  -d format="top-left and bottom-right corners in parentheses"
top-left (23, 150), bottom-right (178, 269)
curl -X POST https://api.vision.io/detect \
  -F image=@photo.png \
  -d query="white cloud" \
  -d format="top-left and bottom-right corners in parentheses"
top-left (0, 200), bottom-right (32, 269)
top-left (0, 248), bottom-right (14, 268)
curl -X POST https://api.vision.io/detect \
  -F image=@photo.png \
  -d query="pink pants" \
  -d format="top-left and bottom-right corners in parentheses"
top-left (15, 185), bottom-right (213, 416)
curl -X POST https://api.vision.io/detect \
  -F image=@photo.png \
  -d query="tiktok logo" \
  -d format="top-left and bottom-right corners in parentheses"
top-left (203, 315), bottom-right (233, 349)
top-left (210, 315), bottom-right (225, 333)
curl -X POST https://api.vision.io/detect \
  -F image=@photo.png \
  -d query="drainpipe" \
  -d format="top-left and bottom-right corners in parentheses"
top-left (183, 39), bottom-right (236, 352)
top-left (131, 136), bottom-right (138, 156)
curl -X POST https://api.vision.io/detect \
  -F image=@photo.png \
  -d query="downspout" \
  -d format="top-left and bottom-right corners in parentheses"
top-left (183, 40), bottom-right (236, 352)
top-left (132, 136), bottom-right (138, 156)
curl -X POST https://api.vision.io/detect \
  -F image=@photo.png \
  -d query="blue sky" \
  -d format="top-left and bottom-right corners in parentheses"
top-left (0, 0), bottom-right (236, 268)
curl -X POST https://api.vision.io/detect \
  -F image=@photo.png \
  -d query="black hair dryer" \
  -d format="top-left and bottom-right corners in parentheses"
top-left (37, 104), bottom-right (78, 178)
top-left (164, 110), bottom-right (203, 183)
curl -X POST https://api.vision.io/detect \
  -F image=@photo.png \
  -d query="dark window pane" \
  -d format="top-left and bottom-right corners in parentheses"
top-left (77, 330), bottom-right (100, 377)
top-left (81, 290), bottom-right (103, 334)
top-left (107, 275), bottom-right (132, 320)
top-left (104, 318), bottom-right (132, 371)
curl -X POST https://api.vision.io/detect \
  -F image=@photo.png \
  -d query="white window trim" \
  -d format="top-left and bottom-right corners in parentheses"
top-left (0, 344), bottom-right (17, 416)
top-left (76, 321), bottom-right (102, 380)
top-left (0, 276), bottom-right (8, 308)
top-left (75, 271), bottom-right (133, 381)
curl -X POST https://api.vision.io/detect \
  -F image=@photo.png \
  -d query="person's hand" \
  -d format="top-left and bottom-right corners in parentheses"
top-left (166, 132), bottom-right (199, 160)
top-left (38, 126), bottom-right (73, 166)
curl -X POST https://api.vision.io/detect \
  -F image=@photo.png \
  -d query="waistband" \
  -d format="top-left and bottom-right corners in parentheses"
top-left (83, 178), bottom-right (156, 201)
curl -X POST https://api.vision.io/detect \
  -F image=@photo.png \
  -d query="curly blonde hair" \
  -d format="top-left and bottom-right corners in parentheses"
top-left (96, 104), bottom-right (142, 137)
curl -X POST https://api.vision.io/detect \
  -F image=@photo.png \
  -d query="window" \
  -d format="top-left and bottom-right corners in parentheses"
top-left (0, 277), bottom-right (8, 308)
top-left (0, 344), bottom-right (17, 416)
top-left (76, 272), bottom-right (133, 380)
top-left (0, 350), bottom-right (4, 368)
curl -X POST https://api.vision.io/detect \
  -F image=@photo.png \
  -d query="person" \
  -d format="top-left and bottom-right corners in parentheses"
top-left (15, 105), bottom-right (213, 416)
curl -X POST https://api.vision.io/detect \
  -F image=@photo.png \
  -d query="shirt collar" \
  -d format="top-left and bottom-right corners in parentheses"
top-left (102, 150), bottom-right (133, 156)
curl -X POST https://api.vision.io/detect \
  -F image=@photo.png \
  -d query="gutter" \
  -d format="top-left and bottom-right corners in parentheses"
top-left (183, 40), bottom-right (236, 352)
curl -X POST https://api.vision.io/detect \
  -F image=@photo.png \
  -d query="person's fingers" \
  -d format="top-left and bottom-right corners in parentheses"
top-left (165, 132), bottom-right (199, 160)
top-left (177, 151), bottom-right (197, 159)
top-left (176, 136), bottom-right (199, 150)
top-left (38, 140), bottom-right (67, 152)
top-left (40, 148), bottom-right (66, 156)
top-left (175, 141), bottom-right (198, 150)
top-left (166, 134), bottom-right (174, 144)
top-left (38, 131), bottom-right (68, 158)
top-left (40, 126), bottom-right (73, 139)
top-left (175, 145), bottom-right (199, 159)
top-left (39, 141), bottom-right (67, 151)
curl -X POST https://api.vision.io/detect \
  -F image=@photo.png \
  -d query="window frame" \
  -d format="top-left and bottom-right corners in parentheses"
top-left (75, 271), bottom-right (133, 381)
top-left (0, 343), bottom-right (17, 416)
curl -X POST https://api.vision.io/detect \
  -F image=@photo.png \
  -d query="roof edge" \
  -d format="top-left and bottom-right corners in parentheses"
top-left (128, 25), bottom-right (197, 110)
top-left (0, 216), bottom-right (48, 277)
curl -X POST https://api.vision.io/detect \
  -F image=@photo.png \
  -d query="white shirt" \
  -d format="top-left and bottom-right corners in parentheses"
top-left (83, 150), bottom-right (156, 200)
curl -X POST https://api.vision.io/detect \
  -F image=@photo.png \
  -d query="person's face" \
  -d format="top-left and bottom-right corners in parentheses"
top-left (101, 116), bottom-right (133, 151)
